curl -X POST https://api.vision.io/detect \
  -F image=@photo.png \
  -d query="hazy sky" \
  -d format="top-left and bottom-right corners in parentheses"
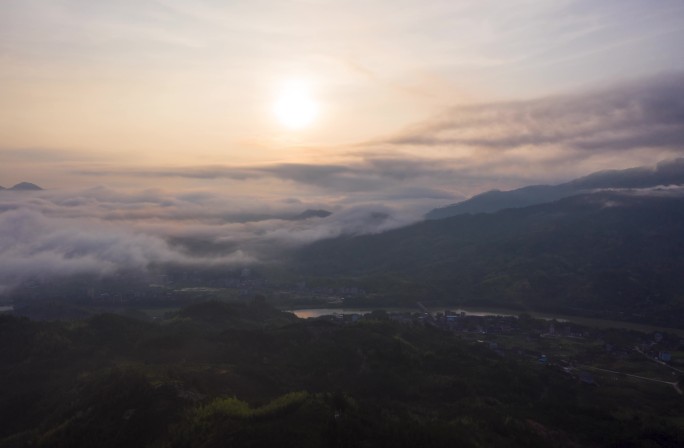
top-left (2, 0), bottom-right (684, 196)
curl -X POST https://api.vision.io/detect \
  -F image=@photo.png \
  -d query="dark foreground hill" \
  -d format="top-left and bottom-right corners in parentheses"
top-left (1, 302), bottom-right (683, 447)
top-left (426, 158), bottom-right (684, 219)
top-left (296, 191), bottom-right (684, 327)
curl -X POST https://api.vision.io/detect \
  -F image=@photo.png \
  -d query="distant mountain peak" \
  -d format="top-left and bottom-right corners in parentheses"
top-left (9, 182), bottom-right (43, 191)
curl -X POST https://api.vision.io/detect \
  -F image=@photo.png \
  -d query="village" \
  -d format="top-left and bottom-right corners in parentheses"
top-left (313, 305), bottom-right (684, 396)
top-left (7, 269), bottom-right (684, 399)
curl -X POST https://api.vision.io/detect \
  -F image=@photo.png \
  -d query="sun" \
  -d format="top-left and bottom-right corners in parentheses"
top-left (273, 80), bottom-right (319, 129)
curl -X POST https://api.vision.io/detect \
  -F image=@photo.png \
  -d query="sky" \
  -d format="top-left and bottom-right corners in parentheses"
top-left (1, 0), bottom-right (684, 289)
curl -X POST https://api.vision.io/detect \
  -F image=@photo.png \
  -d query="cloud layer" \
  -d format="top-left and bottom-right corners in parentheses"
top-left (389, 74), bottom-right (684, 151)
top-left (0, 186), bottom-right (426, 293)
top-left (379, 73), bottom-right (684, 177)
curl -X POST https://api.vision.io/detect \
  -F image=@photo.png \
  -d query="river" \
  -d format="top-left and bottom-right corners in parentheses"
top-left (289, 307), bottom-right (521, 319)
top-left (289, 306), bottom-right (684, 335)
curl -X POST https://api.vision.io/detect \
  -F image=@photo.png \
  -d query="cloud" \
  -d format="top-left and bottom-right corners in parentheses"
top-left (76, 158), bottom-right (449, 185)
top-left (386, 73), bottom-right (684, 154)
top-left (0, 205), bottom-right (255, 288)
top-left (0, 185), bottom-right (432, 292)
top-left (72, 156), bottom-right (466, 196)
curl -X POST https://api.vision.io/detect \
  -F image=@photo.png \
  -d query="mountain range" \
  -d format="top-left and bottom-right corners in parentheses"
top-left (295, 167), bottom-right (684, 327)
top-left (426, 158), bottom-right (684, 219)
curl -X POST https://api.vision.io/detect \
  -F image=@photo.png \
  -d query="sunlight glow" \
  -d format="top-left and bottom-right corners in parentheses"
top-left (273, 80), bottom-right (319, 129)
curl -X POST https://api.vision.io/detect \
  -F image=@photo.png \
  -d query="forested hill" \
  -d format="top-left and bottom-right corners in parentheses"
top-left (2, 302), bottom-right (683, 447)
top-left (295, 191), bottom-right (684, 326)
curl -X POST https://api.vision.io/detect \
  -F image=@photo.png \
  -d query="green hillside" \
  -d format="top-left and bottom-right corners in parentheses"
top-left (1, 302), bottom-right (683, 447)
top-left (296, 192), bottom-right (684, 327)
